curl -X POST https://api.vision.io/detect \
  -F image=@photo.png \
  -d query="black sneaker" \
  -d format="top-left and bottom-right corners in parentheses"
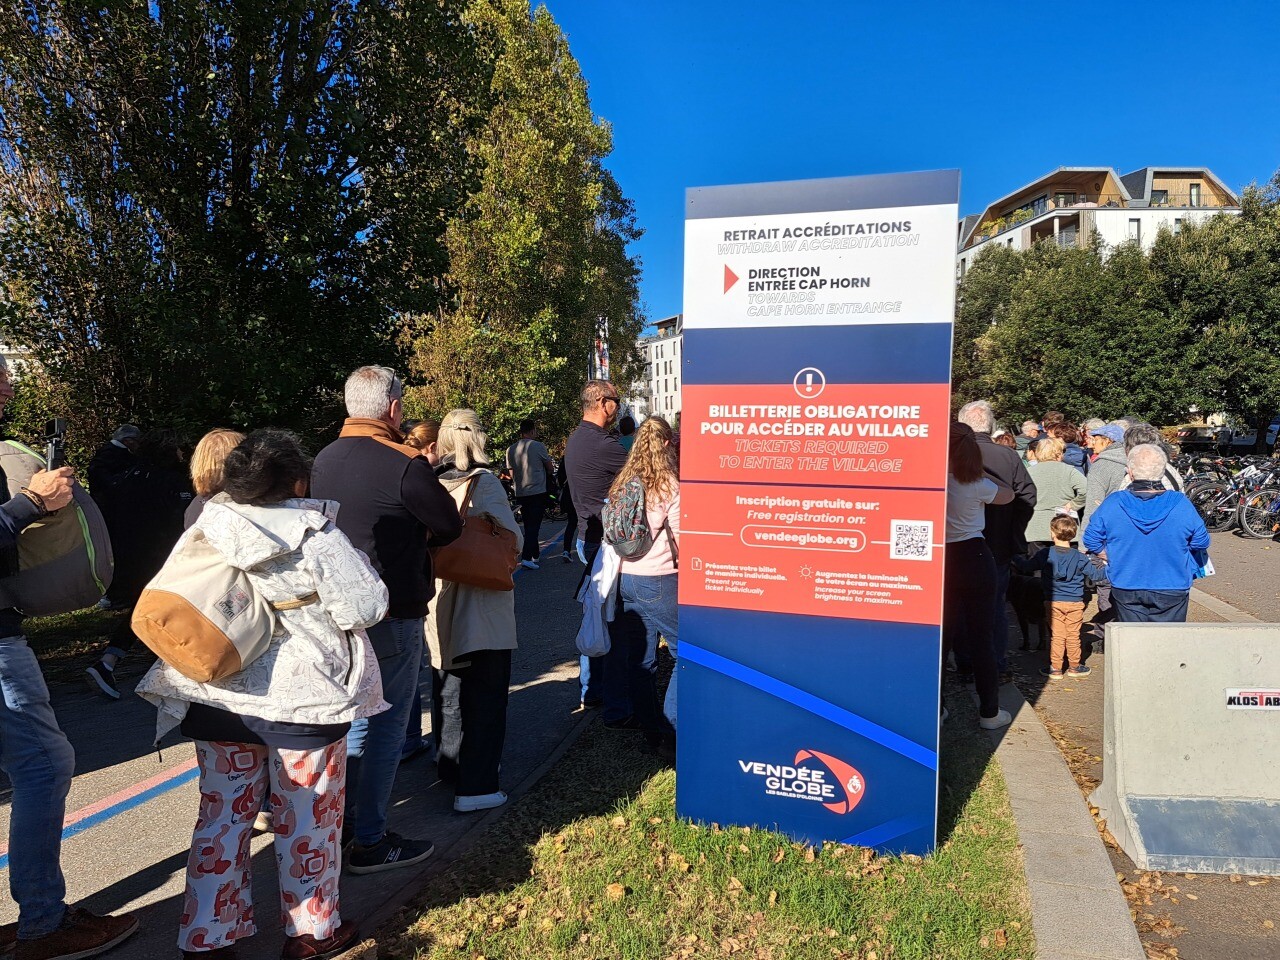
top-left (603, 715), bottom-right (643, 731)
top-left (85, 661), bottom-right (120, 700)
top-left (345, 831), bottom-right (434, 875)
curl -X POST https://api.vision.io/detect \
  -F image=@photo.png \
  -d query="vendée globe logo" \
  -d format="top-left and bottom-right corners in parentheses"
top-left (737, 749), bottom-right (865, 815)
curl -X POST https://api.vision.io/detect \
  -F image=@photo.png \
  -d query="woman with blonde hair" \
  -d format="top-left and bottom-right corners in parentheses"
top-left (185, 428), bottom-right (247, 528)
top-left (1025, 436), bottom-right (1086, 553)
top-left (607, 416), bottom-right (679, 751)
top-left (426, 409), bottom-right (522, 812)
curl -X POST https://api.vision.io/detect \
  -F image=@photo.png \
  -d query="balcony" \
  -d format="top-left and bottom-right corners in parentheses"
top-left (965, 192), bottom-right (1231, 250)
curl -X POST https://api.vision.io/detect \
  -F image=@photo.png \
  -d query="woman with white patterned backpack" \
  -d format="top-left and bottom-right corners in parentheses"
top-left (135, 430), bottom-right (390, 960)
top-left (604, 416), bottom-right (679, 756)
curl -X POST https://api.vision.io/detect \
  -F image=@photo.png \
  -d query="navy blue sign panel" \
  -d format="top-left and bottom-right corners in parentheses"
top-left (676, 171), bottom-right (960, 855)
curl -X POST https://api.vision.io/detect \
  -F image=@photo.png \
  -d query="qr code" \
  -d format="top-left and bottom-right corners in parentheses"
top-left (890, 520), bottom-right (933, 561)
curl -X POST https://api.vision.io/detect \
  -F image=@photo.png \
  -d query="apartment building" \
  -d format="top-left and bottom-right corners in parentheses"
top-left (626, 314), bottom-right (682, 423)
top-left (956, 166), bottom-right (1239, 278)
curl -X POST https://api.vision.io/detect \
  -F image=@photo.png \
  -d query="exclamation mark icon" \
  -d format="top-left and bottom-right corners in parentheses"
top-left (804, 372), bottom-right (815, 395)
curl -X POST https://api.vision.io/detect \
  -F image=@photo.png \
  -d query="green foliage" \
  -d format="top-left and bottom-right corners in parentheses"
top-left (402, 0), bottom-right (644, 445)
top-left (1147, 177), bottom-right (1280, 450)
top-left (0, 0), bottom-right (639, 459)
top-left (0, 0), bottom-right (488, 452)
top-left (953, 182), bottom-right (1280, 436)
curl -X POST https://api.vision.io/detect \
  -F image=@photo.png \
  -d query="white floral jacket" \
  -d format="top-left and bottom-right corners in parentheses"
top-left (136, 496), bottom-right (390, 742)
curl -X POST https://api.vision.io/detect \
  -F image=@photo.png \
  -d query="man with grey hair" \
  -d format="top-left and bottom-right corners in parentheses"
top-left (1083, 444), bottom-right (1209, 623)
top-left (958, 400), bottom-right (1036, 680)
top-left (1016, 419), bottom-right (1040, 454)
top-left (312, 365), bottom-right (462, 873)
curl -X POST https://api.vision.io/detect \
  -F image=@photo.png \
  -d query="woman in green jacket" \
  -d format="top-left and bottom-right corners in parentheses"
top-left (1025, 437), bottom-right (1087, 552)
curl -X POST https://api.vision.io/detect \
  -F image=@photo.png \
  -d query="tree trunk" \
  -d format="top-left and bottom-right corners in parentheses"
top-left (1255, 410), bottom-right (1272, 455)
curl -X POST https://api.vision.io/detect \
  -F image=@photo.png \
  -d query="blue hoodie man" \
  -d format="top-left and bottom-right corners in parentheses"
top-left (1082, 444), bottom-right (1209, 622)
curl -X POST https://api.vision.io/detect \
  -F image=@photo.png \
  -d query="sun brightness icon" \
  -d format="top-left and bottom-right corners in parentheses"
top-left (799, 565), bottom-right (813, 579)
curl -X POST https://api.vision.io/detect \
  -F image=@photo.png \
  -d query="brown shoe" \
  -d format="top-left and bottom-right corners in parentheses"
top-left (280, 920), bottom-right (359, 960)
top-left (14, 908), bottom-right (138, 960)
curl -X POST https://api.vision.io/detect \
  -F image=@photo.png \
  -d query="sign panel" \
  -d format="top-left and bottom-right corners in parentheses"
top-left (676, 171), bottom-right (959, 856)
top-left (1225, 688), bottom-right (1280, 710)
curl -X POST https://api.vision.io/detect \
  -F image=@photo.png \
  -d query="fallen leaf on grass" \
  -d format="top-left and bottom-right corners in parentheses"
top-left (993, 929), bottom-right (1007, 947)
top-left (611, 816), bottom-right (627, 829)
top-left (606, 883), bottom-right (626, 901)
top-left (771, 847), bottom-right (785, 864)
top-left (1265, 920), bottom-right (1275, 929)
top-left (804, 846), bottom-right (816, 863)
top-left (768, 890), bottom-right (778, 906)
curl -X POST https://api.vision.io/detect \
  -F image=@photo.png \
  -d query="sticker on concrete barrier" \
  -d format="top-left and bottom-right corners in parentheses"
top-left (1225, 688), bottom-right (1280, 709)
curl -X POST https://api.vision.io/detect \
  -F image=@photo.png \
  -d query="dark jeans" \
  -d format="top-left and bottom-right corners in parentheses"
top-left (943, 537), bottom-right (1000, 719)
top-left (432, 648), bottom-right (512, 797)
top-left (517, 495), bottom-right (546, 561)
top-left (345, 617), bottom-right (422, 846)
top-left (606, 573), bottom-right (676, 736)
top-left (560, 487), bottom-right (578, 556)
top-left (990, 559), bottom-right (1011, 673)
top-left (1111, 588), bottom-right (1190, 623)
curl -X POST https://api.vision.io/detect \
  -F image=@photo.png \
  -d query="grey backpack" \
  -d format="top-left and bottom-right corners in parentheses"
top-left (0, 441), bottom-right (114, 616)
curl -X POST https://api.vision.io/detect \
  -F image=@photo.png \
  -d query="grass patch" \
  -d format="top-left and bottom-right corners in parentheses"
top-left (384, 684), bottom-right (1033, 960)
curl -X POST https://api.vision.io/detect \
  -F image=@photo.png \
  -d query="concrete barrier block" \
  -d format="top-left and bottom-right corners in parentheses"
top-left (1089, 623), bottom-right (1280, 874)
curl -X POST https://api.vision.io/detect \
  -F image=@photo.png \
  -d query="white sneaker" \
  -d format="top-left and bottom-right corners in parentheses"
top-left (520, 559), bottom-right (540, 570)
top-left (978, 709), bottom-right (1012, 731)
top-left (453, 791), bottom-right (507, 813)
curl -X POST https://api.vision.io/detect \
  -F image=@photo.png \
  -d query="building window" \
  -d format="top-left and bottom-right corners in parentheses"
top-left (1174, 218), bottom-right (1183, 233)
top-left (1128, 219), bottom-right (1141, 242)
top-left (1007, 239), bottom-right (1013, 247)
top-left (1052, 191), bottom-right (1076, 208)
top-left (1189, 183), bottom-right (1202, 207)
top-left (1151, 189), bottom-right (1168, 206)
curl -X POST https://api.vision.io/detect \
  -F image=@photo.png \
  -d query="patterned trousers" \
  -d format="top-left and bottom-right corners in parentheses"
top-left (180, 739), bottom-right (345, 952)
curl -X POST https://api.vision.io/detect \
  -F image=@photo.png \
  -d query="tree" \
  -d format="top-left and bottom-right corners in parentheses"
top-left (1147, 174), bottom-right (1280, 452)
top-left (402, 0), bottom-right (644, 444)
top-left (953, 238), bottom-right (1199, 426)
top-left (0, 0), bottom-right (483, 452)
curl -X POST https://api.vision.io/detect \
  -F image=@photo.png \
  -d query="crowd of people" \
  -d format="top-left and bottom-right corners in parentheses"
top-left (945, 401), bottom-right (1210, 729)
top-left (1, 353), bottom-right (1214, 958)
top-left (0, 363), bottom-right (679, 960)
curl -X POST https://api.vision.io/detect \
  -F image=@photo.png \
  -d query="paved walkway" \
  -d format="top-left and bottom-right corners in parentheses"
top-left (0, 523), bottom-right (587, 958)
top-left (1005, 530), bottom-right (1280, 960)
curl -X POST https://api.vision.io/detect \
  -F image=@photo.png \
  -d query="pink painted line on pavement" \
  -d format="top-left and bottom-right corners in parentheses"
top-left (0, 756), bottom-right (198, 860)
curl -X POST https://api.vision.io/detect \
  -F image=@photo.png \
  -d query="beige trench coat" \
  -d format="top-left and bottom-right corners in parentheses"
top-left (425, 468), bottom-right (522, 670)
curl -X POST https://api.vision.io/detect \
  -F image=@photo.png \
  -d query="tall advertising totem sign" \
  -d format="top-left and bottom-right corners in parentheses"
top-left (676, 171), bottom-right (960, 855)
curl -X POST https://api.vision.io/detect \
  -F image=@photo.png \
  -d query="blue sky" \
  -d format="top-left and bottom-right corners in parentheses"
top-left (542, 0), bottom-right (1280, 325)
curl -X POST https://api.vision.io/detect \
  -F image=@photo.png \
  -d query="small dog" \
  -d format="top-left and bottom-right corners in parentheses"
top-left (1007, 571), bottom-right (1045, 651)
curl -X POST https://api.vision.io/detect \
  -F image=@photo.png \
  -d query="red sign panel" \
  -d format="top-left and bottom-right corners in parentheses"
top-left (681, 383), bottom-right (951, 490)
top-left (677, 481), bottom-right (945, 626)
